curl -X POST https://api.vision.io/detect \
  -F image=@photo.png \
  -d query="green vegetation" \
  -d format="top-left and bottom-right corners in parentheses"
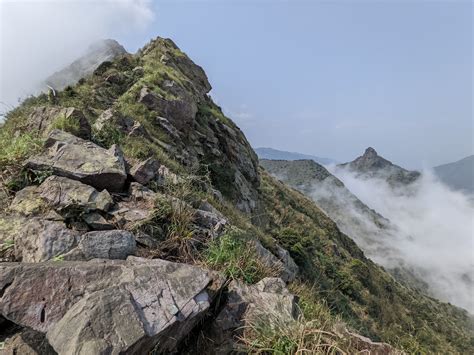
top-left (50, 113), bottom-right (81, 136)
top-left (241, 313), bottom-right (345, 355)
top-left (0, 131), bottom-right (42, 168)
top-left (204, 227), bottom-right (277, 284)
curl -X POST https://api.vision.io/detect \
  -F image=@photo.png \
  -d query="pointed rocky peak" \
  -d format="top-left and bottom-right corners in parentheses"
top-left (339, 147), bottom-right (420, 186)
top-left (363, 147), bottom-right (378, 157)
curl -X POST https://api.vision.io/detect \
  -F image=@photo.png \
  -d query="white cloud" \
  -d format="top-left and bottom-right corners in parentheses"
top-left (0, 0), bottom-right (155, 110)
top-left (330, 167), bottom-right (474, 313)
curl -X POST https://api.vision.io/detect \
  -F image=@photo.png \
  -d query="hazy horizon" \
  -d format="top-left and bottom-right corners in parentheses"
top-left (1, 0), bottom-right (472, 169)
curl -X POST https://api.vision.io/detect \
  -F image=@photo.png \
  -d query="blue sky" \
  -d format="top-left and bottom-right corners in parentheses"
top-left (119, 0), bottom-right (473, 169)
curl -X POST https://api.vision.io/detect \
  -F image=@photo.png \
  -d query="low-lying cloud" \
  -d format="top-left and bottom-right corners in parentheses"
top-left (330, 166), bottom-right (474, 313)
top-left (0, 0), bottom-right (155, 114)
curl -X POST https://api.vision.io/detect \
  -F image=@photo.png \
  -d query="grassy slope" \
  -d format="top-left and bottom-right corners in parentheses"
top-left (0, 38), bottom-right (472, 353)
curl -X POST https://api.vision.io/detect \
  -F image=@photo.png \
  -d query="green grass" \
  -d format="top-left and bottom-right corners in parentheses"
top-left (204, 227), bottom-right (276, 284)
top-left (0, 131), bottom-right (43, 168)
top-left (50, 113), bottom-right (82, 136)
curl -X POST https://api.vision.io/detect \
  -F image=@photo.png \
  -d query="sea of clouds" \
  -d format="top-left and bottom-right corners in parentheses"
top-left (329, 166), bottom-right (474, 313)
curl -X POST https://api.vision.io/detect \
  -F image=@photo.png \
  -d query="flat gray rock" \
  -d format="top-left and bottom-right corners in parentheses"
top-left (26, 130), bottom-right (127, 192)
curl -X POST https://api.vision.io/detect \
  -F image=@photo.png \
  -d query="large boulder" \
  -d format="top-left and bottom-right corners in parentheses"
top-left (38, 175), bottom-right (113, 212)
top-left (0, 257), bottom-right (224, 354)
top-left (27, 107), bottom-right (91, 139)
top-left (9, 176), bottom-right (113, 217)
top-left (25, 130), bottom-right (127, 192)
top-left (13, 218), bottom-right (135, 262)
top-left (14, 218), bottom-right (78, 262)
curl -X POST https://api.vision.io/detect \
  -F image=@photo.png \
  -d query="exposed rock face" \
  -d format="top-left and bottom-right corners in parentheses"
top-left (27, 107), bottom-right (91, 139)
top-left (338, 147), bottom-right (420, 185)
top-left (10, 175), bottom-right (113, 217)
top-left (335, 325), bottom-right (399, 355)
top-left (251, 239), bottom-right (298, 282)
top-left (45, 39), bottom-right (127, 90)
top-left (130, 157), bottom-right (161, 185)
top-left (9, 186), bottom-right (45, 216)
top-left (14, 219), bottom-right (79, 262)
top-left (26, 130), bottom-right (127, 192)
top-left (38, 175), bottom-right (113, 212)
top-left (62, 230), bottom-right (136, 261)
top-left (12, 218), bottom-right (135, 262)
top-left (0, 257), bottom-right (224, 354)
top-left (204, 277), bottom-right (297, 353)
top-left (135, 38), bottom-right (261, 214)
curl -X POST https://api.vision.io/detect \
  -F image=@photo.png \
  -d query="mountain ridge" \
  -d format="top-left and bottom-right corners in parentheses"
top-left (0, 37), bottom-right (472, 354)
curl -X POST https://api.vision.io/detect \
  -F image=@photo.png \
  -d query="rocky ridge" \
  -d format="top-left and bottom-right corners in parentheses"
top-left (0, 37), bottom-right (472, 354)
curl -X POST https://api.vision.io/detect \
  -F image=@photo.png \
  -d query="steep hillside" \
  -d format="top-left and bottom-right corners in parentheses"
top-left (255, 147), bottom-right (337, 165)
top-left (339, 147), bottom-right (420, 186)
top-left (0, 37), bottom-right (472, 354)
top-left (434, 155), bottom-right (474, 195)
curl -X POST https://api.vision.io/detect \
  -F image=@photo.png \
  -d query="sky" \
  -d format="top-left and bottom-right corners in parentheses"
top-left (1, 0), bottom-right (472, 168)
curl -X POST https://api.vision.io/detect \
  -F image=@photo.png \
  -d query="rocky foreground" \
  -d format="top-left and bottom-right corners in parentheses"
top-left (0, 37), bottom-right (472, 354)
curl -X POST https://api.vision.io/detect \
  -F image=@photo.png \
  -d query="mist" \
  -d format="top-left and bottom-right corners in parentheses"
top-left (329, 166), bottom-right (474, 313)
top-left (0, 0), bottom-right (155, 115)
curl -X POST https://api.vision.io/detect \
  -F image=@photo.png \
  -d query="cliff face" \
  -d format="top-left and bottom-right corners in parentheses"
top-left (0, 37), bottom-right (472, 354)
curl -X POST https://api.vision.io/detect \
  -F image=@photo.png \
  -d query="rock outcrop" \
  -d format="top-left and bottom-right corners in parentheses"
top-left (0, 257), bottom-right (224, 354)
top-left (26, 130), bottom-right (127, 192)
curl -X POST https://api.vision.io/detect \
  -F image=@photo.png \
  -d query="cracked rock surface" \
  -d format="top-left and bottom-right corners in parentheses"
top-left (0, 257), bottom-right (224, 354)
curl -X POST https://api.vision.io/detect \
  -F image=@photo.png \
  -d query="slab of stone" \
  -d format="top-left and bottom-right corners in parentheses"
top-left (0, 257), bottom-right (223, 354)
top-left (26, 130), bottom-right (127, 192)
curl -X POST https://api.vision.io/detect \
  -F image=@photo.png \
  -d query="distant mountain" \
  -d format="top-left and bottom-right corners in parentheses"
top-left (45, 39), bottom-right (127, 90)
top-left (260, 159), bottom-right (400, 262)
top-left (260, 159), bottom-right (443, 297)
top-left (338, 147), bottom-right (420, 186)
top-left (255, 147), bottom-right (337, 165)
top-left (434, 155), bottom-right (474, 195)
